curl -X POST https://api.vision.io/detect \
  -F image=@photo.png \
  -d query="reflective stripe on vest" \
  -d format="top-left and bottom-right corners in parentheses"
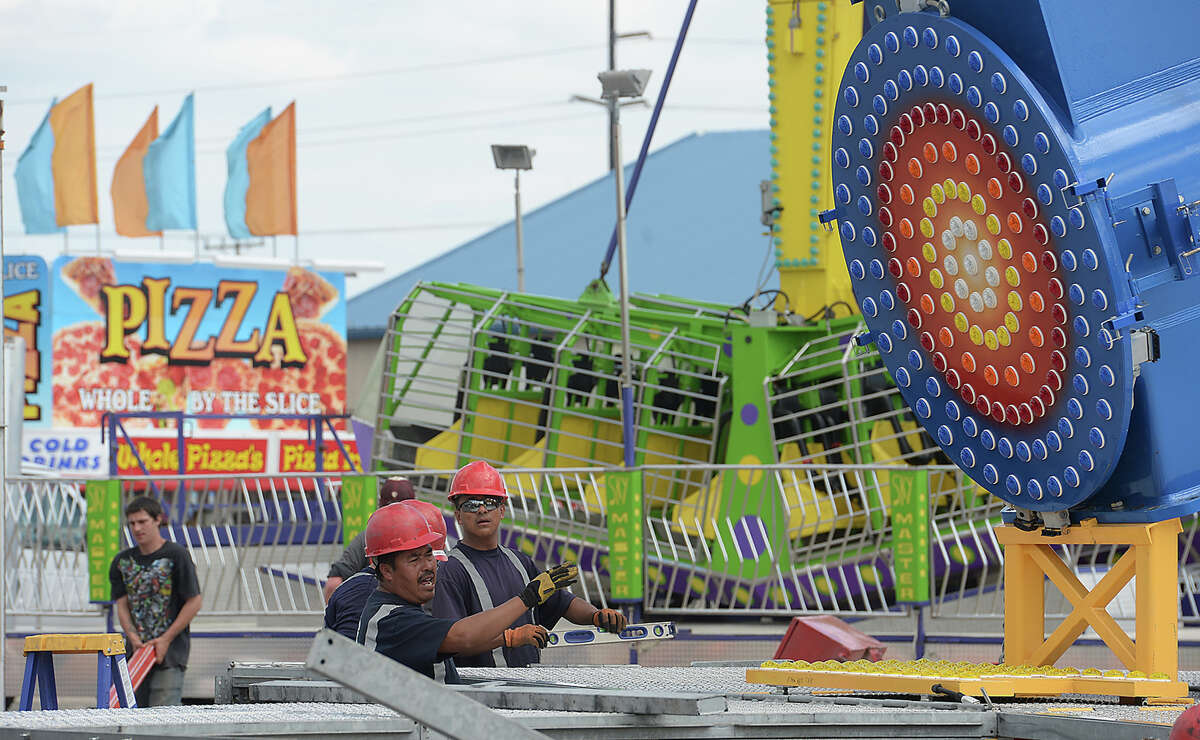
top-left (448, 547), bottom-right (508, 668)
top-left (361, 603), bottom-right (402, 651)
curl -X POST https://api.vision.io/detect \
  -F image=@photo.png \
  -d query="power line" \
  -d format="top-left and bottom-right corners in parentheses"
top-left (302, 222), bottom-right (495, 235)
top-left (4, 35), bottom-right (760, 107)
top-left (6, 44), bottom-right (607, 106)
top-left (80, 110), bottom-right (594, 158)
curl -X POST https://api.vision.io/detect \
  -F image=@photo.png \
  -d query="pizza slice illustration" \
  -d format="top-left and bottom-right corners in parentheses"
top-left (61, 257), bottom-right (117, 315)
top-left (281, 266), bottom-right (338, 320)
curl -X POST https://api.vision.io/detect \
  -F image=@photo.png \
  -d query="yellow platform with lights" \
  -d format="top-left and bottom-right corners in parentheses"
top-left (749, 518), bottom-right (1189, 701)
top-left (746, 659), bottom-right (1187, 700)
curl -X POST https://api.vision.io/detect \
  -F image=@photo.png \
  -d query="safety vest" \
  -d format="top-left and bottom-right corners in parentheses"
top-left (361, 602), bottom-right (451, 683)
top-left (447, 543), bottom-right (530, 668)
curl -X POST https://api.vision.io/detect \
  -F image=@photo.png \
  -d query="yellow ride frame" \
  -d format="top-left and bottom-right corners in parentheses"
top-left (996, 517), bottom-right (1181, 677)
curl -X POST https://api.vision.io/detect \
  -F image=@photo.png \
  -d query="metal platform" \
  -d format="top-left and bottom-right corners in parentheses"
top-left (1, 663), bottom-right (1190, 739)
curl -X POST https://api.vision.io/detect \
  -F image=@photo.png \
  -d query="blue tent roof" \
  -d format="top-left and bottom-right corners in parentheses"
top-left (348, 130), bottom-right (769, 339)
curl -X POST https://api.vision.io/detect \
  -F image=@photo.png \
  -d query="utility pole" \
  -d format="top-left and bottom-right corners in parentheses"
top-left (573, 4), bottom-right (649, 172)
top-left (608, 0), bottom-right (616, 171)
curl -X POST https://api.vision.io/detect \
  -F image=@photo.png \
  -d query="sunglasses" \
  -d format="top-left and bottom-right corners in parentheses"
top-left (457, 497), bottom-right (503, 513)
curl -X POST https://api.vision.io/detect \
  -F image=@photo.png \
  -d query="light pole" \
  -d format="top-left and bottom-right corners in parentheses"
top-left (599, 69), bottom-right (651, 468)
top-left (490, 145), bottom-right (535, 292)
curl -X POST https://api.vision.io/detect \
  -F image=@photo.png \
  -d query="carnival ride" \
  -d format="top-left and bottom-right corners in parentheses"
top-left (374, 0), bottom-right (1200, 699)
top-left (752, 0), bottom-right (1200, 699)
top-left (372, 0), bottom-right (1002, 614)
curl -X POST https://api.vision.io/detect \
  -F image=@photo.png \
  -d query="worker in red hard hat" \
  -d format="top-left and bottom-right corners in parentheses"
top-left (325, 499), bottom-right (447, 639)
top-left (356, 498), bottom-right (578, 682)
top-left (324, 476), bottom-right (415, 602)
top-left (432, 460), bottom-right (628, 668)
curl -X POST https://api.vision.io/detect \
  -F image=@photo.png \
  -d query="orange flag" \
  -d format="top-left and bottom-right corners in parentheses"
top-left (111, 108), bottom-right (162, 238)
top-left (48, 83), bottom-right (99, 226)
top-left (246, 101), bottom-right (297, 236)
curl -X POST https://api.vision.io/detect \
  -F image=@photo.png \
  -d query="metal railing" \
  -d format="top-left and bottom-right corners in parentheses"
top-left (6, 467), bottom-right (1200, 629)
top-left (2, 478), bottom-right (91, 616)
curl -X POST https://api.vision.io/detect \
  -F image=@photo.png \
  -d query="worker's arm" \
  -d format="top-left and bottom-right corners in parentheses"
top-left (114, 596), bottom-right (143, 650)
top-left (149, 594), bottom-right (203, 665)
top-left (323, 577), bottom-right (344, 603)
top-left (440, 562), bottom-right (579, 654)
top-left (439, 595), bottom-right (531, 654)
top-left (564, 597), bottom-right (627, 632)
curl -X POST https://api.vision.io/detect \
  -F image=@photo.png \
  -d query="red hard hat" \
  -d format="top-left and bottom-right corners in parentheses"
top-left (363, 502), bottom-right (444, 558)
top-left (1170, 704), bottom-right (1200, 740)
top-left (448, 460), bottom-right (508, 500)
top-left (398, 500), bottom-right (448, 561)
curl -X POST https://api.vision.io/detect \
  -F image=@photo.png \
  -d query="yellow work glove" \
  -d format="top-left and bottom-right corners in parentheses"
top-left (519, 562), bottom-right (578, 608)
top-left (504, 624), bottom-right (549, 649)
top-left (592, 608), bottom-right (627, 633)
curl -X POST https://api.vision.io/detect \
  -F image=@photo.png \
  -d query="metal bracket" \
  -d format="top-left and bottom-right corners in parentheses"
top-left (1039, 510), bottom-right (1071, 537)
top-left (1107, 306), bottom-right (1146, 333)
top-left (898, 0), bottom-right (950, 16)
top-left (1113, 178), bottom-right (1198, 288)
top-left (1129, 328), bottom-right (1160, 379)
top-left (1012, 507), bottom-right (1040, 532)
top-left (760, 180), bottom-right (782, 227)
top-left (818, 208), bottom-right (838, 232)
top-left (306, 629), bottom-right (548, 740)
top-left (1065, 174), bottom-right (1112, 206)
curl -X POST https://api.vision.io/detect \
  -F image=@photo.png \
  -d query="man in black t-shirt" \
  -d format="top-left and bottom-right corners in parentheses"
top-left (109, 496), bottom-right (202, 707)
top-left (355, 500), bottom-right (576, 682)
top-left (432, 461), bottom-right (627, 668)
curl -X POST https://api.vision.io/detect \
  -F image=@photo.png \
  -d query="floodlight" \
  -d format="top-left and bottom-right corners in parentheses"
top-left (599, 69), bottom-right (652, 99)
top-left (491, 145), bottom-right (535, 171)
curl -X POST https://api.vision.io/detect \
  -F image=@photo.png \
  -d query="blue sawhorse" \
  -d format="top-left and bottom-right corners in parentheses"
top-left (19, 633), bottom-right (136, 710)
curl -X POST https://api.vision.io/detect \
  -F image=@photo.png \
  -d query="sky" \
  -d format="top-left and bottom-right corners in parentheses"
top-left (0, 1), bottom-right (769, 298)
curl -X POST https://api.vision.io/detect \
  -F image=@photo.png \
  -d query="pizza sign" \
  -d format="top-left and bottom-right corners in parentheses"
top-left (99, 279), bottom-right (306, 366)
top-left (51, 256), bottom-right (348, 431)
top-left (4, 256), bottom-right (51, 423)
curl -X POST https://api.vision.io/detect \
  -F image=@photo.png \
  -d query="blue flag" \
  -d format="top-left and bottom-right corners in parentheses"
top-left (14, 104), bottom-right (64, 234)
top-left (223, 107), bottom-right (272, 239)
top-left (144, 93), bottom-right (196, 231)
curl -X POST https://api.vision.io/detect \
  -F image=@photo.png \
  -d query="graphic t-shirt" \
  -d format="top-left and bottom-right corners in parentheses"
top-left (431, 542), bottom-right (573, 668)
top-left (109, 541), bottom-right (201, 669)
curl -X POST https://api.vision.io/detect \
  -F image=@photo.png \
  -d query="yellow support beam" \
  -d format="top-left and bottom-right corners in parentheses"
top-left (1002, 530), bottom-right (1045, 664)
top-left (997, 518), bottom-right (1183, 682)
top-left (23, 633), bottom-right (126, 657)
top-left (766, 0), bottom-right (862, 318)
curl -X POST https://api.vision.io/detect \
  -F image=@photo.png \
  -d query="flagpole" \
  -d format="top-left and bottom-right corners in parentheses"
top-left (0, 89), bottom-right (9, 683)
